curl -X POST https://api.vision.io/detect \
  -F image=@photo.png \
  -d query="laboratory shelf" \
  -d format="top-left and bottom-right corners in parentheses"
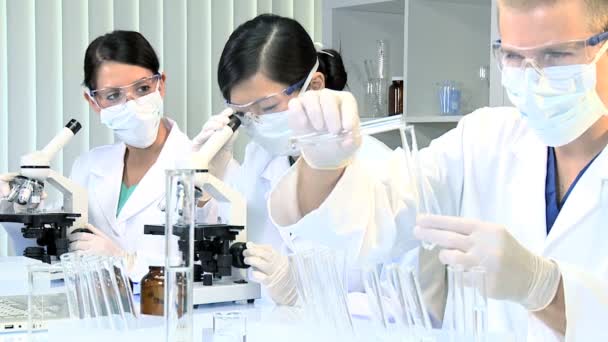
top-left (405, 115), bottom-right (463, 123)
top-left (360, 115), bottom-right (463, 123)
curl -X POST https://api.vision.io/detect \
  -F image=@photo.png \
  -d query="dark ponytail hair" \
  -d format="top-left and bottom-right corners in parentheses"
top-left (83, 30), bottom-right (160, 90)
top-left (317, 48), bottom-right (347, 91)
top-left (218, 14), bottom-right (348, 101)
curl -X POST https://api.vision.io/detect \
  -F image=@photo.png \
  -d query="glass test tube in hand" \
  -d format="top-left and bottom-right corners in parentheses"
top-left (288, 115), bottom-right (405, 153)
top-left (398, 125), bottom-right (441, 250)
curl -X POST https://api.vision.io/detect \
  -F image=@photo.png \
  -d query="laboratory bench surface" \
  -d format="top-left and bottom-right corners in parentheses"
top-left (0, 297), bottom-right (515, 342)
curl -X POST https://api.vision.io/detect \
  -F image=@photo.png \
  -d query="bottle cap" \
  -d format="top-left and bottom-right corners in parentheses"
top-left (392, 76), bottom-right (404, 81)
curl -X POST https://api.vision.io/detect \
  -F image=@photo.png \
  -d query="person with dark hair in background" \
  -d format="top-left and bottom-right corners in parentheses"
top-left (195, 14), bottom-right (400, 305)
top-left (68, 30), bottom-right (212, 281)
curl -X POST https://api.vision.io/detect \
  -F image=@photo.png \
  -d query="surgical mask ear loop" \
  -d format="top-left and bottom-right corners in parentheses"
top-left (299, 59), bottom-right (320, 94)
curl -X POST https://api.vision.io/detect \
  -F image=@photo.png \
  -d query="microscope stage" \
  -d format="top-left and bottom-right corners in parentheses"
top-left (0, 212), bottom-right (80, 225)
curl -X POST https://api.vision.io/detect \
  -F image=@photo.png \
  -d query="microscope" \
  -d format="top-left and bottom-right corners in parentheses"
top-left (144, 114), bottom-right (261, 305)
top-left (0, 119), bottom-right (88, 263)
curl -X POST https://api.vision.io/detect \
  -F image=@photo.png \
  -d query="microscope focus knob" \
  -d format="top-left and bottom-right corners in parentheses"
top-left (230, 242), bottom-right (249, 269)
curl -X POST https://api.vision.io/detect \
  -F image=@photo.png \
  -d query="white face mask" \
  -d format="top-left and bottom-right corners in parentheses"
top-left (243, 60), bottom-right (319, 156)
top-left (502, 42), bottom-right (608, 147)
top-left (100, 90), bottom-right (164, 149)
top-left (244, 110), bottom-right (296, 156)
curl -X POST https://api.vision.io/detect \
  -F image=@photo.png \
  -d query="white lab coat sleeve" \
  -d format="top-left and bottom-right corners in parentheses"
top-left (534, 262), bottom-right (608, 341)
top-left (200, 158), bottom-right (241, 224)
top-left (269, 153), bottom-right (400, 266)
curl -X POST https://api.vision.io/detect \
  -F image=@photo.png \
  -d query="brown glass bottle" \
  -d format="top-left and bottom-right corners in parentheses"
top-left (388, 77), bottom-right (404, 116)
top-left (140, 266), bottom-right (187, 316)
top-left (141, 266), bottom-right (164, 316)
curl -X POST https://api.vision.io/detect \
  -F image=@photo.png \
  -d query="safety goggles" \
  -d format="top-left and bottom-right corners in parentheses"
top-left (225, 78), bottom-right (306, 117)
top-left (88, 74), bottom-right (161, 109)
top-left (492, 31), bottom-right (608, 75)
top-left (225, 59), bottom-right (320, 119)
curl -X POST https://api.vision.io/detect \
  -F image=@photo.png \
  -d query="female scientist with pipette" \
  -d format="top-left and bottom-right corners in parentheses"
top-left (197, 14), bottom-right (403, 305)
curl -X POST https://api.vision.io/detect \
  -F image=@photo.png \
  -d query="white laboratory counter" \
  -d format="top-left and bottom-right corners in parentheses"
top-left (0, 297), bottom-right (515, 342)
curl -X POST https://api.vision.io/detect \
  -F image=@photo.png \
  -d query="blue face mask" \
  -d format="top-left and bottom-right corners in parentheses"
top-left (502, 42), bottom-right (608, 147)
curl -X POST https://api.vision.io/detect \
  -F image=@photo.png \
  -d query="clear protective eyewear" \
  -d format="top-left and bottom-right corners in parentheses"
top-left (492, 31), bottom-right (608, 75)
top-left (225, 77), bottom-right (306, 117)
top-left (88, 73), bottom-right (161, 109)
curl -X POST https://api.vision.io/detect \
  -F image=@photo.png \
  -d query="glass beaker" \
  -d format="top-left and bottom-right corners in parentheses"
top-left (437, 80), bottom-right (461, 115)
top-left (213, 311), bottom-right (246, 342)
top-left (27, 264), bottom-right (69, 339)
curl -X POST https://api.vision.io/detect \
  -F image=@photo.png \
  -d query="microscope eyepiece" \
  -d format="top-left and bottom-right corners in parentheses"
top-left (227, 114), bottom-right (241, 132)
top-left (65, 119), bottom-right (82, 134)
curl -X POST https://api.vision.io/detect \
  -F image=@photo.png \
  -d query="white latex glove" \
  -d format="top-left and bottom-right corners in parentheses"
top-left (243, 242), bottom-right (297, 306)
top-left (0, 173), bottom-right (47, 213)
top-left (288, 89), bottom-right (361, 170)
top-left (70, 223), bottom-right (126, 257)
top-left (414, 215), bottom-right (561, 311)
top-left (191, 108), bottom-right (238, 179)
top-left (0, 173), bottom-right (17, 212)
top-left (0, 173), bottom-right (17, 197)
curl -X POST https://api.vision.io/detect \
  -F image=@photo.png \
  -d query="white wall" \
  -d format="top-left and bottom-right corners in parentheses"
top-left (0, 0), bottom-right (323, 176)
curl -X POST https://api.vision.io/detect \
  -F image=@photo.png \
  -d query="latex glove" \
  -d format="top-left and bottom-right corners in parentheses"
top-left (0, 173), bottom-right (47, 213)
top-left (243, 242), bottom-right (297, 306)
top-left (69, 223), bottom-right (126, 257)
top-left (0, 173), bottom-right (17, 198)
top-left (191, 108), bottom-right (238, 179)
top-left (0, 173), bottom-right (17, 212)
top-left (288, 89), bottom-right (361, 170)
top-left (414, 215), bottom-right (561, 311)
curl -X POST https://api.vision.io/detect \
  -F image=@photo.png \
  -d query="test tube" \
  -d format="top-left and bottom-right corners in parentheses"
top-left (164, 169), bottom-right (195, 342)
top-left (385, 264), bottom-right (414, 329)
top-left (320, 249), bottom-right (353, 334)
top-left (288, 114), bottom-right (405, 152)
top-left (60, 253), bottom-right (87, 320)
top-left (98, 256), bottom-right (130, 331)
top-left (110, 256), bottom-right (137, 320)
top-left (470, 267), bottom-right (488, 342)
top-left (447, 264), bottom-right (466, 335)
top-left (399, 125), bottom-right (441, 250)
top-left (84, 255), bottom-right (116, 330)
top-left (401, 266), bottom-right (432, 331)
top-left (290, 250), bottom-right (323, 326)
top-left (362, 264), bottom-right (390, 337)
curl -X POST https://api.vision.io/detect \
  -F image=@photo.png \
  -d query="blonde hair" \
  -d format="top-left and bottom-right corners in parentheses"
top-left (499, 0), bottom-right (608, 32)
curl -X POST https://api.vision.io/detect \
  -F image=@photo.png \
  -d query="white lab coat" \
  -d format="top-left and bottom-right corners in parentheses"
top-left (70, 119), bottom-right (203, 281)
top-left (220, 136), bottom-right (398, 293)
top-left (269, 107), bottom-right (608, 341)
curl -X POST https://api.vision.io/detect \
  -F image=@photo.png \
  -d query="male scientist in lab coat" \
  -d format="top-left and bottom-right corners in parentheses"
top-left (267, 0), bottom-right (608, 340)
